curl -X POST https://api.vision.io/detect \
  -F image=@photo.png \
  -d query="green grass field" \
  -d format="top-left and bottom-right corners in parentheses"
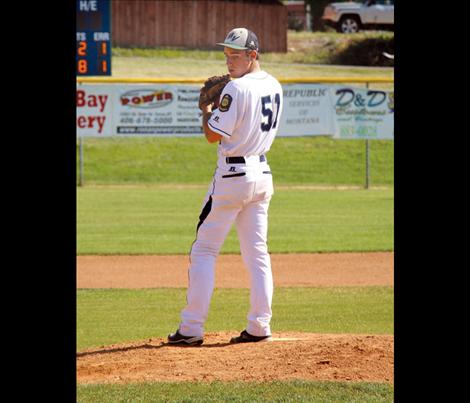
top-left (77, 137), bottom-right (393, 186)
top-left (77, 187), bottom-right (393, 254)
top-left (78, 287), bottom-right (393, 350)
top-left (77, 380), bottom-right (394, 402)
top-left (111, 30), bottom-right (394, 81)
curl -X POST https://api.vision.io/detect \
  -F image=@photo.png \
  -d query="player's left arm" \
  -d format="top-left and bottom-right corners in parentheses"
top-left (202, 105), bottom-right (222, 143)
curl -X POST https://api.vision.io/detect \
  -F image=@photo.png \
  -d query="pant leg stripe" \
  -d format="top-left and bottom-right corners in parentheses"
top-left (196, 196), bottom-right (213, 232)
top-left (188, 171), bottom-right (217, 261)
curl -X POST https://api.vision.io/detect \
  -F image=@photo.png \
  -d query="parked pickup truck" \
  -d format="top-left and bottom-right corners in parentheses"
top-left (322, 0), bottom-right (394, 33)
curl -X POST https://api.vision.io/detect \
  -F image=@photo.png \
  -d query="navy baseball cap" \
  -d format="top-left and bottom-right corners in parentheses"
top-left (217, 28), bottom-right (259, 51)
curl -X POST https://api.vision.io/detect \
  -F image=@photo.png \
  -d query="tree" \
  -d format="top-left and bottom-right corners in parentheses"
top-left (305, 0), bottom-right (334, 31)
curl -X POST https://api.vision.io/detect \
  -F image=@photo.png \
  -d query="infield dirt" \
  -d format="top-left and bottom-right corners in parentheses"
top-left (77, 252), bottom-right (393, 288)
top-left (77, 252), bottom-right (394, 384)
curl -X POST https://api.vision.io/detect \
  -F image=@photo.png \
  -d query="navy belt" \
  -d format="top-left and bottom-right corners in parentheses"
top-left (226, 155), bottom-right (266, 164)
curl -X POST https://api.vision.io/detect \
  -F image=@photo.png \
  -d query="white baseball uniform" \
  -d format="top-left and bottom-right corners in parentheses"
top-left (179, 70), bottom-right (283, 338)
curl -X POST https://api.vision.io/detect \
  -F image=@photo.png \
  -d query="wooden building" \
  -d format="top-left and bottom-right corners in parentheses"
top-left (112, 0), bottom-right (287, 53)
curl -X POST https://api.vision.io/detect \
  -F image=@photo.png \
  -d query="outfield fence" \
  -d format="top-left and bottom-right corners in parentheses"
top-left (76, 77), bottom-right (394, 188)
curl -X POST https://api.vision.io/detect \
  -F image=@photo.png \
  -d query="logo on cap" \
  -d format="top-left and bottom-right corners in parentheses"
top-left (227, 31), bottom-right (241, 42)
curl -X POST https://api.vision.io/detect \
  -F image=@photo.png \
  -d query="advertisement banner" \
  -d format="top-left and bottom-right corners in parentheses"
top-left (76, 83), bottom-right (394, 139)
top-left (114, 85), bottom-right (203, 136)
top-left (76, 85), bottom-right (114, 136)
top-left (277, 84), bottom-right (335, 136)
top-left (331, 86), bottom-right (394, 140)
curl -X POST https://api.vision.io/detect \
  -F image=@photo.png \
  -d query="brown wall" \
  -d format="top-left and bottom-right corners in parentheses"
top-left (112, 0), bottom-right (287, 53)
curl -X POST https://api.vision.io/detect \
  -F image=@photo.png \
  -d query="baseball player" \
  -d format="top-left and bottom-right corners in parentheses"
top-left (168, 28), bottom-right (283, 346)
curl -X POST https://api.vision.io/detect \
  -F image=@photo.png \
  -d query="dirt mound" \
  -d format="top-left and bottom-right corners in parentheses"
top-left (77, 332), bottom-right (393, 384)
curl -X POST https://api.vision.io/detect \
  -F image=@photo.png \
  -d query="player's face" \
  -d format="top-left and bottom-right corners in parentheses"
top-left (224, 47), bottom-right (255, 78)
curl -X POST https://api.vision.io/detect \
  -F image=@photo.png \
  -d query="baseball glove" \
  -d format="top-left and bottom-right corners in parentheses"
top-left (198, 74), bottom-right (231, 111)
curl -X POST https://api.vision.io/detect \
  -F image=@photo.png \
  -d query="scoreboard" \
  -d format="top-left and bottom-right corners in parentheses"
top-left (76, 0), bottom-right (111, 76)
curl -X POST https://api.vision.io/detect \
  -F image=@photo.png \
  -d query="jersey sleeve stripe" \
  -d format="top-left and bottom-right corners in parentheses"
top-left (208, 121), bottom-right (232, 137)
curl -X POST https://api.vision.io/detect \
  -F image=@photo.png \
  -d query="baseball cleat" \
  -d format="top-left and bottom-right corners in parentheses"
top-left (167, 330), bottom-right (203, 346)
top-left (229, 330), bottom-right (272, 344)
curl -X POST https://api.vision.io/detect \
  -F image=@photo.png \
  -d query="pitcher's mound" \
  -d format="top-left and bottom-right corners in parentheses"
top-left (77, 332), bottom-right (393, 384)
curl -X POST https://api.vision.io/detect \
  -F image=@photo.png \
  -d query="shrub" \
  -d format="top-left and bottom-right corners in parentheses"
top-left (329, 35), bottom-right (394, 67)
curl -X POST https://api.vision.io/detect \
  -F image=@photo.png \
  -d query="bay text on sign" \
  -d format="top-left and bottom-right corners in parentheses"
top-left (76, 86), bottom-right (112, 135)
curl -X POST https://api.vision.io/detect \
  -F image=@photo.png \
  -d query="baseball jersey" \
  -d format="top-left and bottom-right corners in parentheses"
top-left (208, 70), bottom-right (283, 157)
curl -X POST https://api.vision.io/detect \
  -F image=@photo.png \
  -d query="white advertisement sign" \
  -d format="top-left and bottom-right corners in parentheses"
top-left (277, 84), bottom-right (335, 136)
top-left (114, 85), bottom-right (203, 136)
top-left (76, 83), bottom-right (394, 139)
top-left (331, 86), bottom-right (394, 140)
top-left (76, 85), bottom-right (114, 136)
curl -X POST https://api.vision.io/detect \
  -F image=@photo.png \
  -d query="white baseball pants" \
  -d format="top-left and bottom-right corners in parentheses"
top-left (179, 156), bottom-right (274, 338)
